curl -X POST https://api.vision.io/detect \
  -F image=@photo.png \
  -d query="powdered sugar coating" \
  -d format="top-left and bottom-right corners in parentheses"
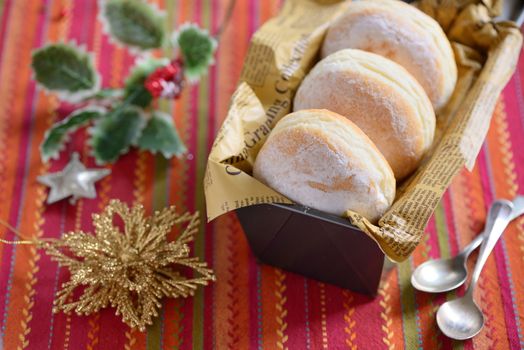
top-left (322, 0), bottom-right (457, 110)
top-left (253, 109), bottom-right (395, 222)
top-left (294, 49), bottom-right (435, 180)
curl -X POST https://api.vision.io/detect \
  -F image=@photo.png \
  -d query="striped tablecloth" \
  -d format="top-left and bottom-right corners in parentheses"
top-left (0, 1), bottom-right (523, 349)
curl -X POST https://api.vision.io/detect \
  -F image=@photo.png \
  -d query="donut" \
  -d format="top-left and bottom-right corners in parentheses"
top-left (294, 49), bottom-right (435, 180)
top-left (253, 109), bottom-right (395, 222)
top-left (322, 0), bottom-right (457, 110)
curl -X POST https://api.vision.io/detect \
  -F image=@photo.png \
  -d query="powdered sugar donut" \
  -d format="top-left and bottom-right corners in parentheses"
top-left (253, 109), bottom-right (395, 222)
top-left (294, 49), bottom-right (435, 180)
top-left (322, 0), bottom-right (457, 110)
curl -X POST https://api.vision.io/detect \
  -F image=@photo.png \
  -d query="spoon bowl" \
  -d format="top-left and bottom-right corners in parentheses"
top-left (436, 297), bottom-right (484, 340)
top-left (411, 257), bottom-right (467, 293)
top-left (434, 199), bottom-right (514, 340)
top-left (411, 196), bottom-right (524, 293)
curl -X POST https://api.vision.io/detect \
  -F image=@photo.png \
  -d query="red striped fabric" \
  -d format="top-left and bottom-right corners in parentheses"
top-left (0, 1), bottom-right (523, 349)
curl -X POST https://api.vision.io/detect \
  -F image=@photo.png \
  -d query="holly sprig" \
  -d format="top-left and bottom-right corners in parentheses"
top-left (32, 0), bottom-right (217, 164)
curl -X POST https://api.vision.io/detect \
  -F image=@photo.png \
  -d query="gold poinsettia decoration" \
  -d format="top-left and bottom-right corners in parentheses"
top-left (42, 199), bottom-right (215, 331)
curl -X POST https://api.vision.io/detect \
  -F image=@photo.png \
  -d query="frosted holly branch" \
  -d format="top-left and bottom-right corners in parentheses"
top-left (32, 0), bottom-right (217, 164)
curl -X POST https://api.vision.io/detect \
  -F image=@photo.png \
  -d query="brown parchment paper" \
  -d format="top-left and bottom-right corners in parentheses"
top-left (204, 0), bottom-right (523, 262)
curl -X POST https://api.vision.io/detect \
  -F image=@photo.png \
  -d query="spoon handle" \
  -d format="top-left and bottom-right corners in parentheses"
top-left (511, 195), bottom-right (524, 220)
top-left (461, 196), bottom-right (524, 258)
top-left (467, 200), bottom-right (514, 297)
top-left (461, 234), bottom-right (484, 258)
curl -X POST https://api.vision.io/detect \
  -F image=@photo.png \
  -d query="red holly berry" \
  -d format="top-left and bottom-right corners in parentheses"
top-left (144, 59), bottom-right (184, 99)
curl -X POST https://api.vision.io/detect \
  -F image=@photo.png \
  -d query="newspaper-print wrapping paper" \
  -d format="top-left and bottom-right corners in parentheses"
top-left (204, 0), bottom-right (523, 262)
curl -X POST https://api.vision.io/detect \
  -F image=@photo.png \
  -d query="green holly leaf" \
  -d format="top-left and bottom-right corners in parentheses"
top-left (31, 43), bottom-right (99, 101)
top-left (90, 105), bottom-right (146, 164)
top-left (41, 107), bottom-right (105, 162)
top-left (174, 23), bottom-right (217, 82)
top-left (101, 0), bottom-right (165, 50)
top-left (124, 57), bottom-right (168, 107)
top-left (137, 112), bottom-right (186, 158)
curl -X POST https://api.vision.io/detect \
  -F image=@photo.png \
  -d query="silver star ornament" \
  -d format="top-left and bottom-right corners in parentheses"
top-left (37, 153), bottom-right (110, 204)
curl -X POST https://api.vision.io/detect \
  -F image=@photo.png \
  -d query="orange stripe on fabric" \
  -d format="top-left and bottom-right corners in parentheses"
top-left (472, 100), bottom-right (515, 349)
top-left (156, 0), bottom-right (193, 348)
top-left (110, 46), bottom-right (125, 88)
top-left (449, 170), bottom-right (482, 256)
top-left (211, 215), bottom-right (227, 350)
top-left (124, 151), bottom-right (152, 350)
top-left (124, 327), bottom-right (138, 350)
top-left (84, 168), bottom-right (111, 349)
top-left (138, 147), bottom-right (156, 350)
top-left (132, 152), bottom-right (148, 207)
top-left (84, 176), bottom-right (112, 350)
top-left (204, 3), bottom-right (254, 345)
top-left (429, 167), bottom-right (488, 349)
top-left (212, 1), bottom-right (285, 349)
top-left (84, 37), bottom-right (123, 350)
top-left (483, 98), bottom-right (524, 347)
top-left (260, 265), bottom-right (279, 349)
top-left (213, 0), bottom-right (260, 343)
top-left (153, 1), bottom-right (192, 349)
top-left (234, 217), bottom-right (251, 350)
top-left (212, 1), bottom-right (255, 344)
top-left (11, 84), bottom-right (61, 347)
top-left (379, 268), bottom-right (404, 350)
top-left (464, 113), bottom-right (501, 350)
top-left (216, 0), bottom-right (250, 122)
top-left (160, 298), bottom-right (184, 350)
top-left (124, 150), bottom-right (155, 350)
top-left (273, 268), bottom-right (289, 350)
top-left (34, 1), bottom-right (74, 349)
top-left (0, 0), bottom-right (37, 264)
top-left (208, 0), bottom-right (228, 349)
top-left (260, 0), bottom-right (279, 26)
top-left (86, 314), bottom-right (101, 350)
top-left (1, 0), bottom-right (63, 348)
top-left (458, 165), bottom-right (487, 243)
top-left (453, 160), bottom-right (493, 350)
top-left (162, 9), bottom-right (192, 350)
top-left (64, 4), bottom-right (105, 349)
top-left (411, 236), bottom-right (440, 349)
top-left (214, 213), bottom-right (243, 349)
top-left (122, 135), bottom-right (148, 349)
top-left (6, 159), bottom-right (51, 350)
top-left (318, 282), bottom-right (328, 349)
top-left (60, 198), bottom-right (86, 350)
top-left (342, 291), bottom-right (357, 349)
top-left (61, 3), bottom-right (100, 349)
top-left (448, 167), bottom-right (488, 350)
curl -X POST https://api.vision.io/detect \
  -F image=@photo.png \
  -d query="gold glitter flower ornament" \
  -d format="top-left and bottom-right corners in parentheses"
top-left (42, 199), bottom-right (215, 331)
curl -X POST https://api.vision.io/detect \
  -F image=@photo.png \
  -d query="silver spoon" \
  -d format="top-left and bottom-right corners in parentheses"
top-left (411, 196), bottom-right (524, 293)
top-left (436, 199), bottom-right (514, 340)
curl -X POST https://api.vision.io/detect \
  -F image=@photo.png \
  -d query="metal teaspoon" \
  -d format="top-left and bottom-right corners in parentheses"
top-left (436, 199), bottom-right (514, 340)
top-left (411, 195), bottom-right (524, 293)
